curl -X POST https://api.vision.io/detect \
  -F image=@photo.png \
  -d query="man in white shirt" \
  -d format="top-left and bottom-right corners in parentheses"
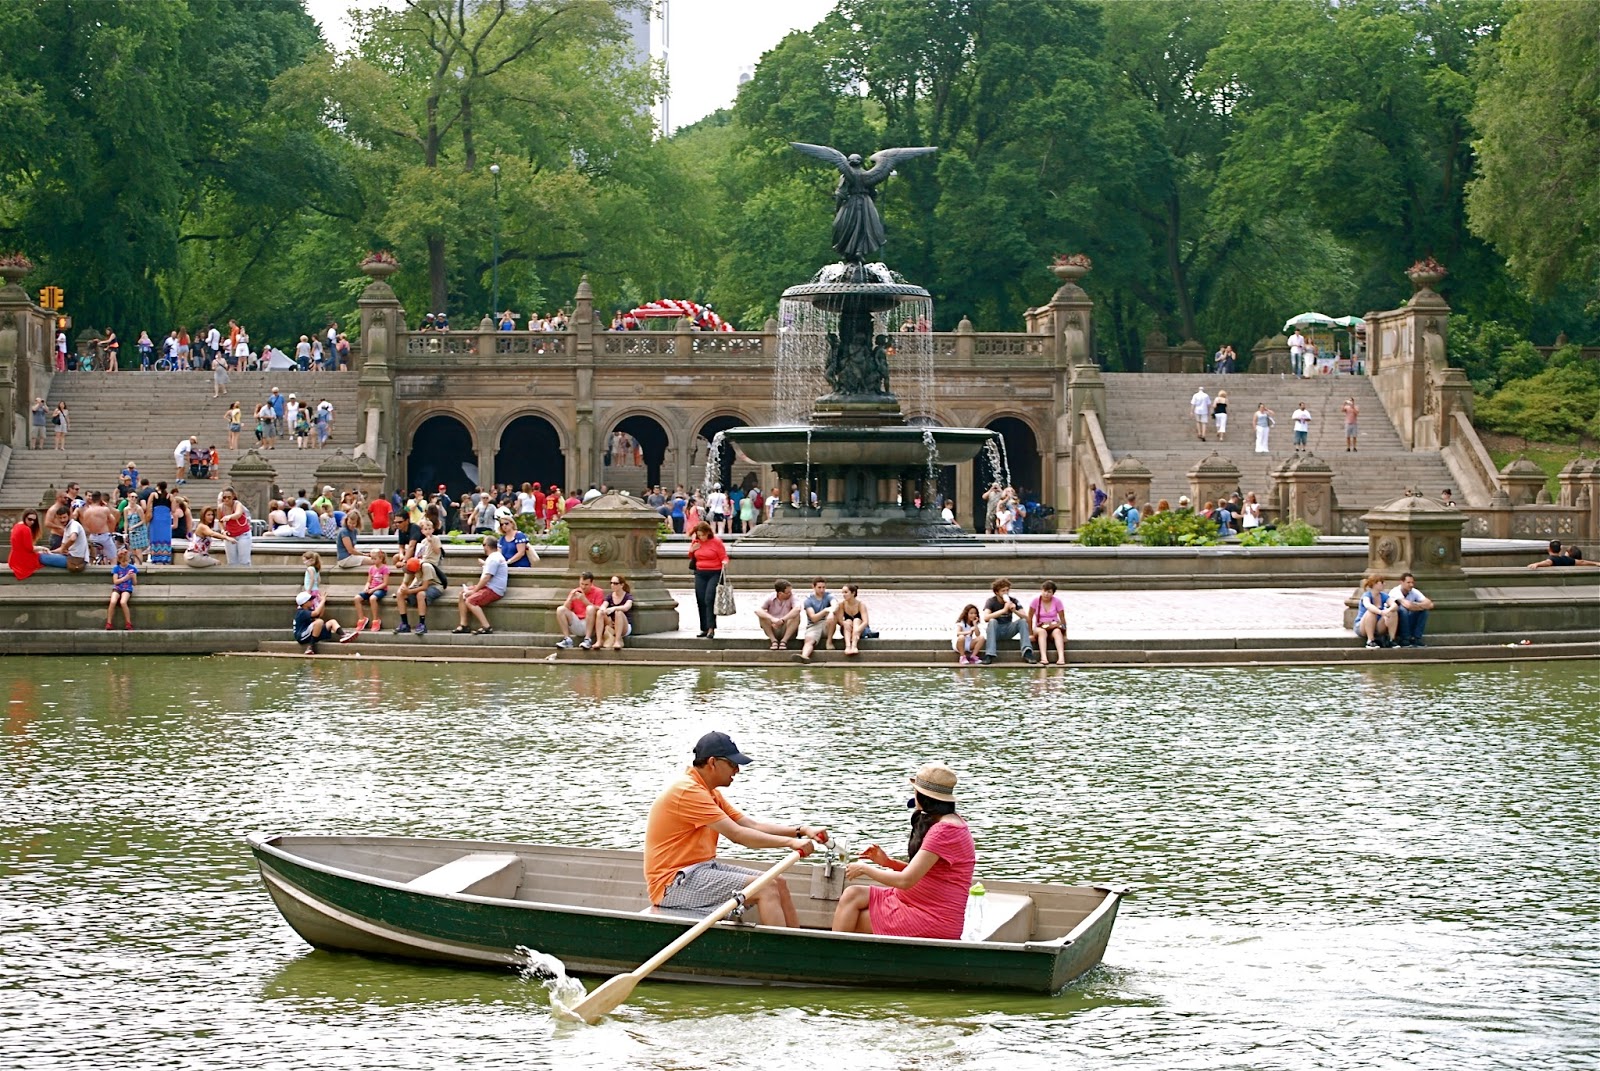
top-left (174, 436), bottom-right (196, 482)
top-left (272, 499), bottom-right (309, 538)
top-left (705, 484), bottom-right (729, 532)
top-left (60, 513), bottom-right (91, 571)
top-left (582, 485), bottom-right (603, 503)
top-left (1393, 572), bottom-right (1436, 648)
top-left (455, 533), bottom-right (508, 634)
top-left (1287, 330), bottom-right (1307, 377)
top-left (1291, 403), bottom-right (1312, 450)
top-left (206, 324), bottom-right (221, 358)
top-left (1189, 386), bottom-right (1212, 442)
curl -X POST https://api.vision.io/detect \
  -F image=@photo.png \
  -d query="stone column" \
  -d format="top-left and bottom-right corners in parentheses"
top-left (571, 277), bottom-right (596, 490)
top-left (356, 257), bottom-right (402, 482)
top-left (1498, 457), bottom-right (1547, 507)
top-left (1365, 264), bottom-right (1450, 449)
top-left (1251, 334), bottom-right (1290, 374)
top-left (227, 449), bottom-right (279, 523)
top-left (1351, 494), bottom-right (1482, 633)
top-left (1275, 453), bottom-right (1335, 532)
top-left (0, 260), bottom-right (35, 453)
top-left (1177, 338), bottom-right (1206, 374)
top-left (1187, 451), bottom-right (1242, 509)
top-left (1105, 456), bottom-right (1152, 513)
top-left (563, 491), bottom-right (677, 634)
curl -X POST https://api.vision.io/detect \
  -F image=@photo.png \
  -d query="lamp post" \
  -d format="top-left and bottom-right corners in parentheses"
top-left (489, 163), bottom-right (501, 322)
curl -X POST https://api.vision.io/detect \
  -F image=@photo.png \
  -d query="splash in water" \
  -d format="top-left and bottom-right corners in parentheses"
top-left (517, 946), bottom-right (587, 1021)
top-left (701, 430), bottom-right (726, 496)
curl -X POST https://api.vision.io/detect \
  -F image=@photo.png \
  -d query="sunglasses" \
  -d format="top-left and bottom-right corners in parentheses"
top-left (609, 579), bottom-right (623, 585)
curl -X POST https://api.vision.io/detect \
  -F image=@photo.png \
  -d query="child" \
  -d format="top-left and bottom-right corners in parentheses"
top-left (207, 445), bottom-right (220, 478)
top-left (106, 548), bottom-right (137, 631)
top-left (1029, 580), bottom-right (1068, 666)
top-left (344, 549), bottom-right (390, 638)
top-left (953, 603), bottom-right (981, 665)
top-left (300, 551), bottom-right (323, 613)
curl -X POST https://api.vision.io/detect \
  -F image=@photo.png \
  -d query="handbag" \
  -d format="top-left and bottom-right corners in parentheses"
top-left (713, 571), bottom-right (736, 616)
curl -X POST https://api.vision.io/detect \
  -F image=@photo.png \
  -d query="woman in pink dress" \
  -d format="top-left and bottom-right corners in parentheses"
top-left (831, 763), bottom-right (975, 939)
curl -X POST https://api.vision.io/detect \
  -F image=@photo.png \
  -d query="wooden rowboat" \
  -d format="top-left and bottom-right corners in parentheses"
top-left (248, 833), bottom-right (1121, 994)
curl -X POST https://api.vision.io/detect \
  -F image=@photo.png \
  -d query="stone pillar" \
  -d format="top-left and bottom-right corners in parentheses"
top-left (1251, 334), bottom-right (1290, 374)
top-left (1563, 458), bottom-right (1600, 541)
top-left (356, 257), bottom-right (402, 484)
top-left (1177, 338), bottom-right (1206, 374)
top-left (571, 276), bottom-right (596, 491)
top-left (1065, 363), bottom-right (1107, 529)
top-left (354, 454), bottom-right (387, 503)
top-left (1480, 488), bottom-right (1513, 539)
top-left (1275, 453), bottom-right (1335, 532)
top-left (312, 449), bottom-right (364, 500)
top-left (1105, 456), bottom-right (1152, 513)
top-left (1498, 457), bottom-right (1547, 506)
top-left (227, 449), bottom-right (278, 523)
top-left (0, 260), bottom-right (36, 454)
top-left (563, 491), bottom-right (677, 634)
top-left (1365, 264), bottom-right (1450, 449)
top-left (1350, 494), bottom-right (1482, 633)
top-left (1187, 451), bottom-right (1241, 509)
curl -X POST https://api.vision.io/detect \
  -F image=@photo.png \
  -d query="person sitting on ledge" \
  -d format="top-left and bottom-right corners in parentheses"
top-left (1353, 574), bottom-right (1397, 648)
top-left (980, 578), bottom-right (1037, 665)
top-left (293, 590), bottom-right (344, 655)
top-left (1527, 540), bottom-right (1600, 568)
top-left (832, 583), bottom-right (871, 656)
top-left (452, 533), bottom-right (507, 636)
top-left (754, 579), bottom-right (802, 650)
top-left (1392, 572), bottom-right (1436, 648)
top-left (556, 570), bottom-right (605, 650)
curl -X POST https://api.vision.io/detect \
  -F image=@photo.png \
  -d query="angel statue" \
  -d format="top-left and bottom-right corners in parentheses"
top-left (791, 143), bottom-right (938, 263)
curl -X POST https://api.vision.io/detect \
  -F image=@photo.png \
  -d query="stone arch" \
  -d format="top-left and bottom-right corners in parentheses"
top-left (975, 411), bottom-right (1046, 532)
top-left (496, 412), bottom-right (567, 493)
top-left (695, 411), bottom-right (756, 492)
top-left (406, 413), bottom-right (477, 498)
top-left (603, 407), bottom-right (673, 493)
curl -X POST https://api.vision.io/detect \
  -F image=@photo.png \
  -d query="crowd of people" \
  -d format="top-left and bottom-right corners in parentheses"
top-left (63, 320), bottom-right (352, 374)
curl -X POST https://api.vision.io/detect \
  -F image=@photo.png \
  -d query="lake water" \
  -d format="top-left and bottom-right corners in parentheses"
top-left (2, 657), bottom-right (1596, 1070)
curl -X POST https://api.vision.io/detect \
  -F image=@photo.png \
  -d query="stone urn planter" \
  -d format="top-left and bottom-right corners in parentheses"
top-left (1050, 256), bottom-right (1091, 285)
top-left (0, 255), bottom-right (33, 286)
top-left (1405, 259), bottom-right (1447, 293)
top-left (359, 257), bottom-right (400, 282)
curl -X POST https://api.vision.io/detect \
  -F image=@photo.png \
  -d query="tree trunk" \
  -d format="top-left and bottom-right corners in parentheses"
top-left (429, 236), bottom-right (447, 315)
top-left (1165, 194), bottom-right (1198, 342)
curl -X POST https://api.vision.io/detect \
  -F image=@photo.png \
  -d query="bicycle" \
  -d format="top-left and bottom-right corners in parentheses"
top-left (153, 357), bottom-right (173, 372)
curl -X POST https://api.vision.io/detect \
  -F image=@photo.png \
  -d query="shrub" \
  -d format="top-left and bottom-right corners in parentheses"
top-left (538, 519), bottom-right (570, 546)
top-left (1238, 520), bottom-right (1320, 547)
top-left (1238, 526), bottom-right (1279, 547)
top-left (1136, 510), bottom-right (1219, 547)
top-left (1476, 355), bottom-right (1600, 443)
top-left (1075, 515), bottom-right (1129, 546)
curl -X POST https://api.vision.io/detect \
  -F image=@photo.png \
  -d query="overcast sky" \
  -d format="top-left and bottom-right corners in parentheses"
top-left (302, 0), bottom-right (839, 132)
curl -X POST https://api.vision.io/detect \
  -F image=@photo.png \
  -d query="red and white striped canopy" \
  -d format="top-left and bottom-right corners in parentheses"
top-left (625, 300), bottom-right (732, 331)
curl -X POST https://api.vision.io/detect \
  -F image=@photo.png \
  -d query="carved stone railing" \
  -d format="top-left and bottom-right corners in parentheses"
top-left (493, 333), bottom-right (569, 356)
top-left (1081, 407), bottom-right (1115, 482)
top-left (1455, 504), bottom-right (1587, 541)
top-left (599, 331), bottom-right (769, 358)
top-left (404, 333), bottom-right (479, 357)
top-left (1442, 409), bottom-right (1501, 504)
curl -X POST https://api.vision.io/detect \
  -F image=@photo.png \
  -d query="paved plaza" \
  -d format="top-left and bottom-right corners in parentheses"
top-left (664, 586), bottom-right (1352, 642)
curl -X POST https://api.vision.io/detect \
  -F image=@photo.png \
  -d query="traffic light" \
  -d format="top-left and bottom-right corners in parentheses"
top-left (37, 286), bottom-right (64, 310)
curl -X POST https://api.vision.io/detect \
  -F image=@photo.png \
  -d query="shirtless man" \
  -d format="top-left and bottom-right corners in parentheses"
top-left (80, 491), bottom-right (119, 564)
top-left (43, 491), bottom-right (73, 550)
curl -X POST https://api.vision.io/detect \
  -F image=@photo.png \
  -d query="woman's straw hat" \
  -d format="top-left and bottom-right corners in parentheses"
top-left (909, 762), bottom-right (958, 802)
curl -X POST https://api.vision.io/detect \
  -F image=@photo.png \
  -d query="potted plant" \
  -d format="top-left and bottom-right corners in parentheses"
top-left (1050, 253), bottom-right (1092, 284)
top-left (0, 252), bottom-right (34, 285)
top-left (359, 250), bottom-right (400, 280)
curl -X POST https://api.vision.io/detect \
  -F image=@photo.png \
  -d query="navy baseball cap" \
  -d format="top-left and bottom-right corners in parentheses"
top-left (693, 732), bottom-right (752, 765)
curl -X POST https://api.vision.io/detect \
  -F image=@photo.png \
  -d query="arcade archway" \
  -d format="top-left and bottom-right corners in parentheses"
top-left (496, 415), bottom-right (566, 492)
top-left (406, 415), bottom-right (475, 499)
top-left (977, 417), bottom-right (1044, 531)
top-left (604, 415), bottom-right (669, 492)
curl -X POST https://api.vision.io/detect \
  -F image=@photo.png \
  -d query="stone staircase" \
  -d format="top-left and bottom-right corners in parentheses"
top-left (1, 371), bottom-right (366, 509)
top-left (1099, 373), bottom-right (1458, 508)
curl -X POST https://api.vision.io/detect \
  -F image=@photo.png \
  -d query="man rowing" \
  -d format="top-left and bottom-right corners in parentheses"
top-left (643, 732), bottom-right (827, 927)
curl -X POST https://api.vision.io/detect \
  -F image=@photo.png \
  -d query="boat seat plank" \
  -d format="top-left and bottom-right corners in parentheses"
top-left (975, 892), bottom-right (1034, 943)
top-left (406, 853), bottom-right (522, 898)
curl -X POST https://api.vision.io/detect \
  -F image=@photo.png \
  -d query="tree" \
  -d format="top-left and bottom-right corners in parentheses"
top-left (1467, 0), bottom-right (1600, 299)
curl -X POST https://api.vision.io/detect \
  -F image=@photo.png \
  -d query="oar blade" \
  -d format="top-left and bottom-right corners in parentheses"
top-left (566, 971), bottom-right (640, 1025)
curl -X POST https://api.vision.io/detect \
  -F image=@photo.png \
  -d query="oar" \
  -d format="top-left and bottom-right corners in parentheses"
top-left (566, 846), bottom-right (807, 1024)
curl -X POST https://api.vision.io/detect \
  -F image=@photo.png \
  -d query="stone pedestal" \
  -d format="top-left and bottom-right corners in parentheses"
top-left (1177, 338), bottom-right (1206, 374)
top-left (312, 450), bottom-right (364, 499)
top-left (1251, 334), bottom-right (1290, 374)
top-left (1498, 456), bottom-right (1547, 507)
top-left (1557, 457), bottom-right (1600, 541)
top-left (227, 449), bottom-right (278, 523)
top-left (1351, 494), bottom-right (1482, 632)
top-left (1271, 453), bottom-right (1335, 532)
top-left (563, 491), bottom-right (677, 634)
top-left (1105, 455), bottom-right (1152, 513)
top-left (1187, 451), bottom-right (1241, 509)
top-left (356, 258), bottom-right (402, 486)
top-left (354, 454), bottom-right (387, 503)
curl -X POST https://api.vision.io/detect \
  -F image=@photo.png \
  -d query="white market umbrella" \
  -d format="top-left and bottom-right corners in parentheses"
top-left (1333, 315), bottom-right (1366, 327)
top-left (1282, 312), bottom-right (1340, 332)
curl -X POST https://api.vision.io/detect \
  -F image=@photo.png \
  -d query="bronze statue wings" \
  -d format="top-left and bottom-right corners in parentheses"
top-left (790, 143), bottom-right (939, 184)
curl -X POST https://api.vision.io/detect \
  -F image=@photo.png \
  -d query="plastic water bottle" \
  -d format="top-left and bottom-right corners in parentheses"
top-left (962, 882), bottom-right (986, 941)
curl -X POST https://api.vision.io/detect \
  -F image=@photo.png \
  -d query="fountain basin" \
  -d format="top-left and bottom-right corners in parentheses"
top-left (726, 425), bottom-right (992, 467)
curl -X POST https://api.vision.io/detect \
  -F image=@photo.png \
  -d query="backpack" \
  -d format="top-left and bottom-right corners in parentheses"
top-left (1112, 503), bottom-right (1129, 522)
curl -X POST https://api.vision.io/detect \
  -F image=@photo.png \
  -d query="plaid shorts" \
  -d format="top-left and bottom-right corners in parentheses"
top-left (657, 860), bottom-right (761, 914)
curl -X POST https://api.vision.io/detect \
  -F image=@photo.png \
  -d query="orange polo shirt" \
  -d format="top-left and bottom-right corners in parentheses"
top-left (643, 765), bottom-right (744, 904)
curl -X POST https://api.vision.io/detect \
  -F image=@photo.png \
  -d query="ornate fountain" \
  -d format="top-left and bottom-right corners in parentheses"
top-left (725, 143), bottom-right (993, 544)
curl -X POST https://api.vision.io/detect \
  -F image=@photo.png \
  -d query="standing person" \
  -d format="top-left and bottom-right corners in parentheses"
top-left (211, 349), bottom-right (230, 399)
top-left (1353, 574), bottom-right (1397, 648)
top-left (739, 489), bottom-right (757, 534)
top-left (705, 483), bottom-right (730, 535)
top-left (1189, 385), bottom-right (1212, 442)
top-left (754, 579), bottom-right (802, 650)
top-left (687, 520), bottom-right (729, 640)
top-left (1254, 403), bottom-right (1276, 453)
top-left (104, 549), bottom-right (138, 630)
top-left (315, 398), bottom-right (333, 448)
top-left (366, 491), bottom-right (391, 535)
top-left (293, 590), bottom-right (344, 655)
top-left (1392, 572), bottom-right (1435, 648)
top-left (225, 401), bottom-right (242, 450)
top-left (344, 549), bottom-right (392, 635)
top-left (643, 731), bottom-right (826, 926)
top-left (270, 387), bottom-right (287, 439)
top-left (55, 328), bottom-right (68, 373)
top-left (1288, 328), bottom-right (1307, 378)
top-left (256, 399), bottom-right (276, 449)
top-left (1213, 390), bottom-right (1230, 442)
top-left (1341, 396), bottom-right (1360, 452)
top-left (1241, 492), bottom-right (1263, 531)
top-left (830, 763), bottom-right (974, 939)
top-left (980, 578), bottom-right (1037, 665)
top-left (1028, 579), bottom-right (1068, 666)
top-left (952, 604), bottom-right (982, 665)
top-left (147, 483), bottom-right (174, 565)
top-left (220, 488), bottom-right (252, 566)
top-left (1291, 402), bottom-right (1312, 451)
top-left (452, 533), bottom-right (508, 635)
top-left (52, 401), bottom-right (68, 450)
top-left (174, 436), bottom-right (196, 483)
top-left (123, 490), bottom-right (149, 565)
top-left (832, 583), bottom-right (871, 656)
top-left (796, 577), bottom-right (836, 663)
top-left (30, 397), bottom-right (48, 450)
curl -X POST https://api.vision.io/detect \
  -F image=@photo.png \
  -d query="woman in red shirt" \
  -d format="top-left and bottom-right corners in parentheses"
top-left (831, 763), bottom-right (976, 940)
top-left (8, 511), bottom-right (44, 579)
top-left (686, 520), bottom-right (728, 639)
